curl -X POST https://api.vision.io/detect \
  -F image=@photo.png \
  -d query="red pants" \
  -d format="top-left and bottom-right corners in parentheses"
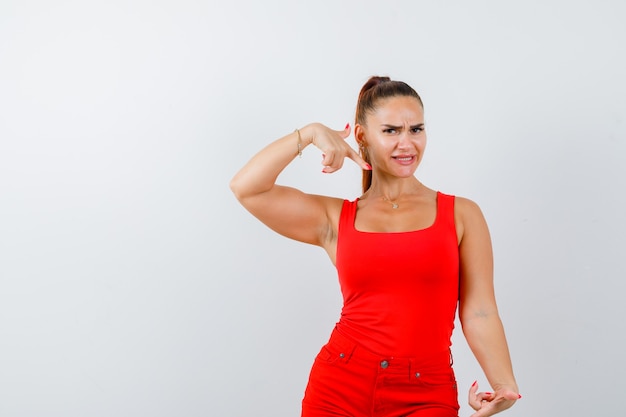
top-left (301, 328), bottom-right (459, 417)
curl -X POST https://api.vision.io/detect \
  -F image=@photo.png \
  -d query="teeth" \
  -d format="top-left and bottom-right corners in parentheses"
top-left (396, 157), bottom-right (412, 161)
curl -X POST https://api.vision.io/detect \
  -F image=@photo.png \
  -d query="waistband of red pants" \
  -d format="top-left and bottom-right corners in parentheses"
top-left (327, 326), bottom-right (453, 370)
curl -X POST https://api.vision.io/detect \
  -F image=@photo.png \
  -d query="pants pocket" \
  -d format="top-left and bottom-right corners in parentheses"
top-left (411, 365), bottom-right (457, 389)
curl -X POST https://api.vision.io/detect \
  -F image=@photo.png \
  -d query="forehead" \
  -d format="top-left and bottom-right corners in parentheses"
top-left (368, 96), bottom-right (424, 122)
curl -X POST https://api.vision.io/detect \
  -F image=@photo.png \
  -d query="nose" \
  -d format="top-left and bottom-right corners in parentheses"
top-left (397, 129), bottom-right (412, 148)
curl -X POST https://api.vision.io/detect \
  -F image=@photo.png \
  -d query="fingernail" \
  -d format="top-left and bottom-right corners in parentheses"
top-left (365, 163), bottom-right (372, 170)
top-left (345, 123), bottom-right (350, 130)
top-left (485, 392), bottom-right (492, 395)
top-left (472, 380), bottom-right (477, 387)
top-left (518, 394), bottom-right (522, 399)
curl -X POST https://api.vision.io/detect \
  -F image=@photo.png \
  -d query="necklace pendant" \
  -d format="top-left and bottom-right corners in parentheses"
top-left (383, 196), bottom-right (400, 209)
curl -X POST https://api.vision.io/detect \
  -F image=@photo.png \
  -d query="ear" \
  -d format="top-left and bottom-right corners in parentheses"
top-left (354, 124), bottom-right (367, 147)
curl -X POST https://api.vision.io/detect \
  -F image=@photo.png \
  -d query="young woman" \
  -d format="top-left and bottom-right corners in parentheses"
top-left (230, 76), bottom-right (520, 417)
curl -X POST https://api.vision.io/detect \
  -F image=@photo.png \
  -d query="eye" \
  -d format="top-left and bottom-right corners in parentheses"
top-left (411, 126), bottom-right (424, 133)
top-left (383, 128), bottom-right (397, 134)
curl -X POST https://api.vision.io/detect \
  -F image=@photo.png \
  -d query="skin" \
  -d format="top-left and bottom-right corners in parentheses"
top-left (230, 95), bottom-right (520, 417)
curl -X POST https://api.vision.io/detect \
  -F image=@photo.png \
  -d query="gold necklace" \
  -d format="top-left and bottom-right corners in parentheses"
top-left (382, 197), bottom-right (399, 209)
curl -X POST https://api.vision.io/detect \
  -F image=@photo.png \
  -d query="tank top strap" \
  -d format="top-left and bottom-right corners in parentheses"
top-left (436, 191), bottom-right (456, 231)
top-left (338, 199), bottom-right (358, 235)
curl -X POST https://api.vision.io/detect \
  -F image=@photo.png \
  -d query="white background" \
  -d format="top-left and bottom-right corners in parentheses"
top-left (1, 1), bottom-right (625, 416)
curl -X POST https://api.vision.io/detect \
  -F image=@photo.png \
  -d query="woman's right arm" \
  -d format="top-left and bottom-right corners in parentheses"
top-left (229, 123), bottom-right (369, 246)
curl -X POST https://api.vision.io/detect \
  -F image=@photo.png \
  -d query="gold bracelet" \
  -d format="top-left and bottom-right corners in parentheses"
top-left (295, 128), bottom-right (303, 158)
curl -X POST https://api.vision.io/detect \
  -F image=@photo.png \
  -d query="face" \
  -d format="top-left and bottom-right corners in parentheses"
top-left (355, 96), bottom-right (426, 178)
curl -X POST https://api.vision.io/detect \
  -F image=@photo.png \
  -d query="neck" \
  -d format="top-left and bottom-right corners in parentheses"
top-left (364, 177), bottom-right (423, 201)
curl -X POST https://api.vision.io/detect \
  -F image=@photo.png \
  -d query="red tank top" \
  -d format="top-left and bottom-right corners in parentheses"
top-left (335, 192), bottom-right (459, 357)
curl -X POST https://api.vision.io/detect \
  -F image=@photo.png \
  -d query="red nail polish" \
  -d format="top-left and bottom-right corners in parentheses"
top-left (472, 381), bottom-right (477, 387)
top-left (518, 394), bottom-right (522, 399)
top-left (345, 123), bottom-right (350, 130)
top-left (485, 392), bottom-right (492, 395)
top-left (365, 163), bottom-right (372, 170)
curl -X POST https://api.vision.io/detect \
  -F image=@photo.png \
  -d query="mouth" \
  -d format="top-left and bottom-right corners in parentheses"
top-left (392, 155), bottom-right (416, 164)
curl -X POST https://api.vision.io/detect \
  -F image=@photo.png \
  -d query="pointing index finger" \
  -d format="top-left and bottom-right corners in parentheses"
top-left (339, 123), bottom-right (371, 171)
top-left (347, 147), bottom-right (372, 171)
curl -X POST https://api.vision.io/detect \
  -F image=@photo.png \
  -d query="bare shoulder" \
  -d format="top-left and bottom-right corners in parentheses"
top-left (324, 194), bottom-right (347, 213)
top-left (453, 196), bottom-right (489, 244)
top-left (454, 196), bottom-right (484, 217)
top-left (311, 193), bottom-right (346, 222)
top-left (310, 194), bottom-right (348, 261)
top-left (319, 194), bottom-right (349, 238)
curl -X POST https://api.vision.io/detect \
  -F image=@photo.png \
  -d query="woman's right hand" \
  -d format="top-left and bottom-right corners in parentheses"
top-left (301, 123), bottom-right (371, 173)
top-left (230, 122), bottom-right (370, 247)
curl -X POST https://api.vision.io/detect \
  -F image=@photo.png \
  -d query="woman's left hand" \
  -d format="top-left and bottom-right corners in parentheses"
top-left (468, 381), bottom-right (520, 417)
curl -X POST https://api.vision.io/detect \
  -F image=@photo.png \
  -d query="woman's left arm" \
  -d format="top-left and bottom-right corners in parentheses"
top-left (455, 197), bottom-right (520, 417)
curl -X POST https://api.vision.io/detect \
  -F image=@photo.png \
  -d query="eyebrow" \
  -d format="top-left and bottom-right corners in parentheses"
top-left (381, 123), bottom-right (425, 129)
